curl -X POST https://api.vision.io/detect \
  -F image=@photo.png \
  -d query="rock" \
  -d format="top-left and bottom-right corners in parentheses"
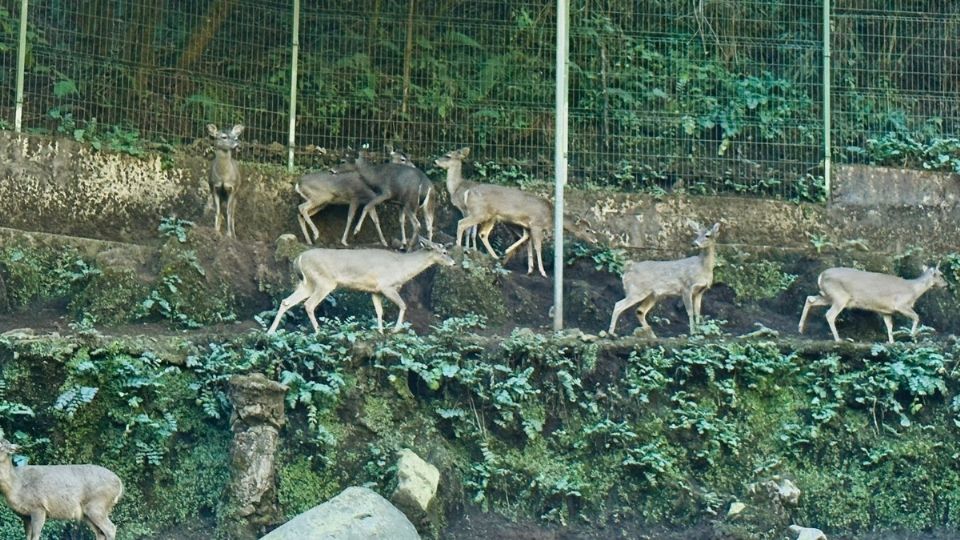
top-left (775, 478), bottom-right (801, 506)
top-left (727, 501), bottom-right (746, 517)
top-left (260, 486), bottom-right (420, 540)
top-left (788, 524), bottom-right (827, 540)
top-left (391, 449), bottom-right (440, 519)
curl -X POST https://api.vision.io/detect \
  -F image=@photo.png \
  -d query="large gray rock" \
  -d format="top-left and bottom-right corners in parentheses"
top-left (260, 486), bottom-right (420, 540)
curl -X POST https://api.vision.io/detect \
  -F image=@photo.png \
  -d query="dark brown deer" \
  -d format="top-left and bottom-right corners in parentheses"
top-left (295, 164), bottom-right (388, 246)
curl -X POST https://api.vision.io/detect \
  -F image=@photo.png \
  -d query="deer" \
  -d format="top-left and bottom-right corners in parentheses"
top-left (0, 438), bottom-right (123, 540)
top-left (345, 148), bottom-right (436, 250)
top-left (798, 264), bottom-right (947, 343)
top-left (266, 238), bottom-right (455, 334)
top-left (206, 123), bottom-right (244, 238)
top-left (433, 147), bottom-right (488, 251)
top-left (295, 164), bottom-right (388, 247)
top-left (608, 222), bottom-right (722, 337)
top-left (434, 147), bottom-right (596, 276)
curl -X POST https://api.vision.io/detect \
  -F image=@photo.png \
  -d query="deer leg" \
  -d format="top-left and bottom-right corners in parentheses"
top-left (267, 282), bottom-right (313, 333)
top-left (882, 314), bottom-right (895, 344)
top-left (635, 295), bottom-right (657, 329)
top-left (380, 287), bottom-right (408, 333)
top-left (404, 207), bottom-right (421, 250)
top-left (371, 293), bottom-right (386, 333)
top-left (212, 193), bottom-right (222, 234)
top-left (682, 290), bottom-right (696, 334)
top-left (532, 229), bottom-right (546, 277)
top-left (225, 186), bottom-right (238, 238)
top-left (798, 294), bottom-right (830, 334)
top-left (355, 193), bottom-right (392, 235)
top-left (422, 188), bottom-right (436, 242)
top-left (339, 201), bottom-right (359, 245)
top-left (692, 287), bottom-right (706, 326)
top-left (27, 509), bottom-right (45, 540)
top-left (503, 227), bottom-right (530, 263)
top-left (457, 215), bottom-right (488, 252)
top-left (477, 221), bottom-right (501, 259)
top-left (84, 506), bottom-right (116, 540)
top-left (824, 302), bottom-right (847, 342)
top-left (399, 209), bottom-right (408, 246)
top-left (363, 206), bottom-right (388, 246)
top-left (298, 201), bottom-right (323, 244)
top-left (303, 283), bottom-right (335, 333)
top-left (609, 295), bottom-right (643, 335)
top-left (898, 306), bottom-right (921, 337)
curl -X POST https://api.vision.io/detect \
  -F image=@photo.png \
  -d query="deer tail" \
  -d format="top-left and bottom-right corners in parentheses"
top-left (419, 184), bottom-right (433, 211)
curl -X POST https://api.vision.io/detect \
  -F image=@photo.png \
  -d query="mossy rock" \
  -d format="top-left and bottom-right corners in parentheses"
top-left (69, 265), bottom-right (149, 325)
top-left (431, 252), bottom-right (507, 324)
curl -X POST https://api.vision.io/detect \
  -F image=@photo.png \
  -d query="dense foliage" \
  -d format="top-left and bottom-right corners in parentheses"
top-left (2, 1), bottom-right (958, 200)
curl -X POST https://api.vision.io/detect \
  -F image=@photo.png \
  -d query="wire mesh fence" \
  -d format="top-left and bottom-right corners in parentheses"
top-left (2, 1), bottom-right (957, 201)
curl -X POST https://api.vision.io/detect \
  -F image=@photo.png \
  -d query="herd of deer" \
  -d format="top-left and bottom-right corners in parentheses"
top-left (0, 128), bottom-right (949, 540)
top-left (207, 123), bottom-right (949, 344)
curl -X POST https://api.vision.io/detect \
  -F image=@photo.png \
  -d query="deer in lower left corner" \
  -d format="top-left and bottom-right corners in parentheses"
top-left (206, 123), bottom-right (244, 238)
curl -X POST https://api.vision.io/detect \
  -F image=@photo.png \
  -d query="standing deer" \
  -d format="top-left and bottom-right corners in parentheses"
top-left (347, 148), bottom-right (436, 250)
top-left (608, 222), bottom-right (722, 337)
top-left (267, 238), bottom-right (455, 334)
top-left (206, 124), bottom-right (244, 238)
top-left (434, 147), bottom-right (486, 250)
top-left (798, 265), bottom-right (946, 343)
top-left (0, 438), bottom-right (123, 540)
top-left (295, 165), bottom-right (388, 246)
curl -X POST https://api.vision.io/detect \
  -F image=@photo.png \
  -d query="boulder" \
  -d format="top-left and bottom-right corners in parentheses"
top-left (260, 486), bottom-right (419, 540)
top-left (789, 524), bottom-right (827, 540)
top-left (391, 449), bottom-right (440, 519)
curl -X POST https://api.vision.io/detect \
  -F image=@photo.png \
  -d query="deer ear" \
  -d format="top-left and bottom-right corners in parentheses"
top-left (206, 124), bottom-right (219, 136)
top-left (460, 147), bottom-right (471, 158)
top-left (710, 222), bottom-right (721, 234)
top-left (230, 124), bottom-right (245, 137)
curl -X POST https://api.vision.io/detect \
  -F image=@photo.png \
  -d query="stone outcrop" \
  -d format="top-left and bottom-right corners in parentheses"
top-left (391, 449), bottom-right (441, 522)
top-left (260, 486), bottom-right (420, 540)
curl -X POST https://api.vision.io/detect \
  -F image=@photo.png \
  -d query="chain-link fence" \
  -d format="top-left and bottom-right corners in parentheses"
top-left (2, 1), bottom-right (957, 201)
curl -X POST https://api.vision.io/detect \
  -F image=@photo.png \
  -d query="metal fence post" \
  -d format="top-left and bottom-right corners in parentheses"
top-left (553, 0), bottom-right (570, 331)
top-left (823, 0), bottom-right (832, 200)
top-left (287, 0), bottom-right (301, 171)
top-left (14, 0), bottom-right (28, 132)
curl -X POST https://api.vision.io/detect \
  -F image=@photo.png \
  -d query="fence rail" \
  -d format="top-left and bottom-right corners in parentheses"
top-left (2, 1), bottom-right (958, 202)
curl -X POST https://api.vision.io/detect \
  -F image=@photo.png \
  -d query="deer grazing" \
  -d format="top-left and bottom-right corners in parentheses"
top-left (798, 265), bottom-right (946, 343)
top-left (0, 438), bottom-right (123, 540)
top-left (346, 148), bottom-right (436, 250)
top-left (608, 222), bottom-right (721, 337)
top-left (295, 165), bottom-right (388, 246)
top-left (206, 123), bottom-right (244, 238)
top-left (267, 238), bottom-right (455, 334)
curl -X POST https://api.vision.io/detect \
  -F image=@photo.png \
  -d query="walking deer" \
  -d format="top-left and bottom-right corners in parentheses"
top-left (435, 147), bottom-right (595, 276)
top-left (0, 438), bottom-right (123, 540)
top-left (295, 165), bottom-right (388, 246)
top-left (346, 148), bottom-right (436, 250)
top-left (434, 147), bottom-right (487, 251)
top-left (267, 238), bottom-right (455, 334)
top-left (608, 222), bottom-right (721, 337)
top-left (206, 123), bottom-right (244, 238)
top-left (798, 265), bottom-right (946, 343)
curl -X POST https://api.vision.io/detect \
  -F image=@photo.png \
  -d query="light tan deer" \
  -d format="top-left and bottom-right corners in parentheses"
top-left (0, 438), bottom-right (123, 540)
top-left (206, 123), bottom-right (244, 238)
top-left (434, 147), bottom-right (492, 251)
top-left (608, 222), bottom-right (721, 337)
top-left (295, 165), bottom-right (388, 246)
top-left (267, 238), bottom-right (455, 334)
top-left (798, 265), bottom-right (946, 343)
top-left (435, 148), bottom-right (595, 276)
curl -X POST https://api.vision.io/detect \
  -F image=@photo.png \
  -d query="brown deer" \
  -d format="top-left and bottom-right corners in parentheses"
top-left (267, 238), bottom-right (455, 334)
top-left (206, 123), bottom-right (244, 238)
top-left (0, 438), bottom-right (123, 540)
top-left (295, 164), bottom-right (388, 246)
top-left (433, 147), bottom-right (490, 251)
top-left (798, 265), bottom-right (947, 343)
top-left (608, 222), bottom-right (721, 337)
top-left (345, 148), bottom-right (436, 250)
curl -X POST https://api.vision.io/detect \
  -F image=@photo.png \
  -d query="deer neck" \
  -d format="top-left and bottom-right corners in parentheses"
top-left (212, 148), bottom-right (233, 163)
top-left (909, 272), bottom-right (936, 297)
top-left (444, 161), bottom-right (466, 196)
top-left (0, 456), bottom-right (17, 501)
top-left (395, 251), bottom-right (442, 282)
top-left (699, 243), bottom-right (717, 274)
